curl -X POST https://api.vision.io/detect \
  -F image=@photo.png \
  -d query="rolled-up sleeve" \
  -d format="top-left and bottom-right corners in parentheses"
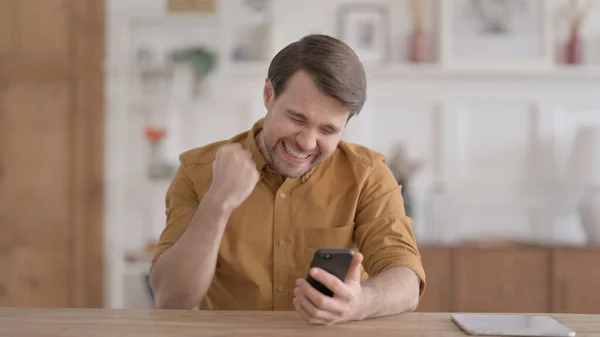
top-left (151, 164), bottom-right (199, 270)
top-left (354, 159), bottom-right (426, 297)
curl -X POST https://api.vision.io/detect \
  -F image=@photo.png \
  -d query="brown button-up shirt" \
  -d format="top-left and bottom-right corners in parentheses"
top-left (151, 118), bottom-right (426, 311)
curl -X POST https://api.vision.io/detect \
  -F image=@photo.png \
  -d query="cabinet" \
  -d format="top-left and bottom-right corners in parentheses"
top-left (551, 247), bottom-right (600, 313)
top-left (417, 247), bottom-right (453, 312)
top-left (417, 244), bottom-right (600, 314)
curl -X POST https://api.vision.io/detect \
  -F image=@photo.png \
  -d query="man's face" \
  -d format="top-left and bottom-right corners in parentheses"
top-left (259, 70), bottom-right (351, 178)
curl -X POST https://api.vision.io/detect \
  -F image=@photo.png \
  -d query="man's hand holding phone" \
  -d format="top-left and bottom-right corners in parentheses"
top-left (293, 252), bottom-right (366, 325)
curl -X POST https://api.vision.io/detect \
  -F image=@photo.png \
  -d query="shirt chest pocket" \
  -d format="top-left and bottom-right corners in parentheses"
top-left (305, 223), bottom-right (355, 250)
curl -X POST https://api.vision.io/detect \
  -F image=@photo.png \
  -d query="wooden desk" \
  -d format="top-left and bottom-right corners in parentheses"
top-left (1, 309), bottom-right (599, 337)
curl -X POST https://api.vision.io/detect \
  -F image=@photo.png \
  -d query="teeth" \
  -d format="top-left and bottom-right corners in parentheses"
top-left (283, 141), bottom-right (309, 159)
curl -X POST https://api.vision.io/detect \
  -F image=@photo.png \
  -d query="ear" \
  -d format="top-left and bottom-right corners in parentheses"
top-left (263, 78), bottom-right (274, 110)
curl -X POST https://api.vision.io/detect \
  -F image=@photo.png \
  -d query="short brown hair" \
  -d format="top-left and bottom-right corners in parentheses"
top-left (267, 34), bottom-right (367, 118)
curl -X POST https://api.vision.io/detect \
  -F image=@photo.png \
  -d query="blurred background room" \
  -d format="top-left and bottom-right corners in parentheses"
top-left (2, 0), bottom-right (600, 314)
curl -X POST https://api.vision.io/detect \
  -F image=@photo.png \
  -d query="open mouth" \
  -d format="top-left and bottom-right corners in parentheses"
top-left (281, 140), bottom-right (312, 163)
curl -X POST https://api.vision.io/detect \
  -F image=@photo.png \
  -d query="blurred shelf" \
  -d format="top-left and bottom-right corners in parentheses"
top-left (364, 64), bottom-right (600, 80)
top-left (227, 61), bottom-right (600, 81)
top-left (552, 65), bottom-right (600, 79)
top-left (228, 61), bottom-right (269, 77)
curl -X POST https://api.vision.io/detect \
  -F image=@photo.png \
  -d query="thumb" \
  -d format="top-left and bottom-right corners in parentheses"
top-left (345, 252), bottom-right (364, 283)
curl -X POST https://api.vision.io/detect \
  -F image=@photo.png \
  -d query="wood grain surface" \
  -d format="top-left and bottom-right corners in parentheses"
top-left (0, 309), bottom-right (599, 337)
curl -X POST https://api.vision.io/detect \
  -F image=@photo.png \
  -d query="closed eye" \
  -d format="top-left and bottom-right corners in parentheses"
top-left (290, 116), bottom-right (305, 124)
top-left (321, 127), bottom-right (335, 135)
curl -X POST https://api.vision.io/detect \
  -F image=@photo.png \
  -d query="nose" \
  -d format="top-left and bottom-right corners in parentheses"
top-left (296, 128), bottom-right (317, 152)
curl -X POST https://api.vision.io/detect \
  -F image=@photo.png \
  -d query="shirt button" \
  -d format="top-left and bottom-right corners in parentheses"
top-left (279, 192), bottom-right (286, 199)
top-left (277, 285), bottom-right (284, 292)
top-left (278, 239), bottom-right (286, 246)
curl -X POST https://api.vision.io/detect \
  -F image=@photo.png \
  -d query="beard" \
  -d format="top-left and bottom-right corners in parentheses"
top-left (256, 132), bottom-right (321, 178)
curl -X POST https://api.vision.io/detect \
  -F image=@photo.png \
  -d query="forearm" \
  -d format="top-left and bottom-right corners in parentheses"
top-left (357, 266), bottom-right (421, 320)
top-left (150, 194), bottom-right (232, 309)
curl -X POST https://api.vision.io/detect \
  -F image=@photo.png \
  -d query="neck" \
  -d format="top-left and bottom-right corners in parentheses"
top-left (255, 130), bottom-right (288, 180)
top-left (255, 131), bottom-right (267, 162)
top-left (255, 131), bottom-right (272, 169)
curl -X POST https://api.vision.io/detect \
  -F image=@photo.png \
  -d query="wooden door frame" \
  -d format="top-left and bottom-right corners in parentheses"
top-left (70, 0), bottom-right (105, 308)
top-left (0, 0), bottom-right (105, 307)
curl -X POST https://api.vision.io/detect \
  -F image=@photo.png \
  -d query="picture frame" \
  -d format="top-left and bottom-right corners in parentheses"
top-left (337, 4), bottom-right (390, 64)
top-left (440, 0), bottom-right (554, 72)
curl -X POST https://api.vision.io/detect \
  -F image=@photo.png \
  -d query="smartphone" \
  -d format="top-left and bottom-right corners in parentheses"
top-left (305, 249), bottom-right (355, 297)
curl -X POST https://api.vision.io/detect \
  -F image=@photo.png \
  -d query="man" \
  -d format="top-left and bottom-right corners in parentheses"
top-left (149, 34), bottom-right (426, 325)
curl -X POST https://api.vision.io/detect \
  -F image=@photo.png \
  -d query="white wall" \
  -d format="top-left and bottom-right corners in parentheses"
top-left (104, 0), bottom-right (600, 308)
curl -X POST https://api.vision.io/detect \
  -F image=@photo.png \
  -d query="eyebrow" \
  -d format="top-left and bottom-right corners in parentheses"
top-left (285, 109), bottom-right (341, 133)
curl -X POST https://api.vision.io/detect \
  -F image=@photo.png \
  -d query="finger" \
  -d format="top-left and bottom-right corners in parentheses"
top-left (294, 290), bottom-right (338, 325)
top-left (242, 148), bottom-right (254, 159)
top-left (293, 295), bottom-right (329, 325)
top-left (297, 277), bottom-right (348, 312)
top-left (345, 252), bottom-right (364, 283)
top-left (217, 143), bottom-right (240, 157)
top-left (224, 143), bottom-right (242, 153)
top-left (306, 267), bottom-right (352, 300)
top-left (245, 156), bottom-right (256, 170)
top-left (251, 168), bottom-right (260, 183)
top-left (293, 296), bottom-right (311, 322)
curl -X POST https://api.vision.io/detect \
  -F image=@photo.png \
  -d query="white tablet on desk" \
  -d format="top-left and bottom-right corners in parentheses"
top-left (451, 313), bottom-right (576, 337)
